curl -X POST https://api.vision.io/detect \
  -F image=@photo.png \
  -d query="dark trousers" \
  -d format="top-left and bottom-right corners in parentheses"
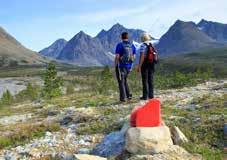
top-left (116, 66), bottom-right (131, 101)
top-left (141, 62), bottom-right (154, 99)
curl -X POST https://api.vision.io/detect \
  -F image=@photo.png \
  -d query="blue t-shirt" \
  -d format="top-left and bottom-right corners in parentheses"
top-left (115, 41), bottom-right (136, 69)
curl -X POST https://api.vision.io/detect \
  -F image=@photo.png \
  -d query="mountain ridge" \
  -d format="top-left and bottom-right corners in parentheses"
top-left (57, 31), bottom-right (113, 66)
top-left (156, 20), bottom-right (225, 55)
top-left (39, 39), bottom-right (67, 58)
top-left (39, 19), bottom-right (227, 66)
top-left (197, 19), bottom-right (227, 42)
top-left (0, 26), bottom-right (46, 67)
top-left (96, 23), bottom-right (147, 53)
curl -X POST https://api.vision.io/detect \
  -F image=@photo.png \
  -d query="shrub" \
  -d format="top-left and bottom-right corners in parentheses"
top-left (96, 66), bottom-right (116, 94)
top-left (15, 83), bottom-right (39, 101)
top-left (66, 83), bottom-right (75, 95)
top-left (42, 63), bottom-right (63, 98)
top-left (9, 60), bottom-right (18, 67)
top-left (20, 59), bottom-right (28, 64)
top-left (0, 90), bottom-right (14, 106)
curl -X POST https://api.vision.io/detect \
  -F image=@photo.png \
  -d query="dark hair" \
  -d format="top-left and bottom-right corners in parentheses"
top-left (121, 32), bottom-right (129, 40)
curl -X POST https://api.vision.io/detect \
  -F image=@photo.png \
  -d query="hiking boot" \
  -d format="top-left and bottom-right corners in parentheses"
top-left (120, 99), bottom-right (126, 103)
top-left (127, 94), bottom-right (132, 100)
top-left (140, 96), bottom-right (148, 100)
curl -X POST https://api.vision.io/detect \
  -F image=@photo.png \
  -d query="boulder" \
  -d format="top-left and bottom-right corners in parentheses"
top-left (151, 145), bottom-right (202, 160)
top-left (74, 154), bottom-right (107, 160)
top-left (125, 126), bottom-right (173, 154)
top-left (127, 145), bottom-right (202, 160)
top-left (91, 122), bottom-right (129, 157)
top-left (60, 116), bottom-right (73, 125)
top-left (91, 131), bottom-right (125, 157)
top-left (120, 122), bottom-right (130, 133)
top-left (170, 126), bottom-right (188, 145)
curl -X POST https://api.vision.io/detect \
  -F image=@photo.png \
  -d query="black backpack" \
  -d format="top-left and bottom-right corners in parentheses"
top-left (120, 42), bottom-right (134, 64)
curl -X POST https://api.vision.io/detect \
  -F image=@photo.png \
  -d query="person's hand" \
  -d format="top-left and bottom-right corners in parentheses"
top-left (137, 66), bottom-right (141, 72)
top-left (154, 54), bottom-right (158, 61)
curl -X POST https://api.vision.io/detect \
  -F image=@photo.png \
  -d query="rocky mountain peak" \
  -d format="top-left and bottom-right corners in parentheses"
top-left (111, 23), bottom-right (125, 30)
top-left (56, 38), bottom-right (67, 43)
top-left (173, 20), bottom-right (196, 29)
top-left (156, 20), bottom-right (220, 55)
top-left (198, 19), bottom-right (209, 26)
top-left (39, 38), bottom-right (67, 58)
top-left (197, 19), bottom-right (227, 42)
top-left (74, 31), bottom-right (90, 39)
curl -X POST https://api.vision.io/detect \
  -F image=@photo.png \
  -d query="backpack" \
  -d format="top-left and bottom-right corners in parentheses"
top-left (144, 43), bottom-right (156, 63)
top-left (120, 42), bottom-right (134, 64)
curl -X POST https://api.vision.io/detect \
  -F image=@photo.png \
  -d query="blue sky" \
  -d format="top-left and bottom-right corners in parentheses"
top-left (1, 0), bottom-right (227, 51)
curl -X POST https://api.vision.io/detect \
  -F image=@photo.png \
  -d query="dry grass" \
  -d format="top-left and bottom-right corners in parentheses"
top-left (0, 122), bottom-right (60, 149)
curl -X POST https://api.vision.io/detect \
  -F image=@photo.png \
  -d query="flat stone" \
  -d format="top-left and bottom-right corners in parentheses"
top-left (74, 154), bottom-right (107, 160)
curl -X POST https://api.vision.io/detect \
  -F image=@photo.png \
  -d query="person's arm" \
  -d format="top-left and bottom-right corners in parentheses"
top-left (137, 52), bottom-right (145, 72)
top-left (131, 44), bottom-right (136, 61)
top-left (115, 54), bottom-right (120, 67)
top-left (137, 44), bottom-right (145, 72)
top-left (152, 46), bottom-right (158, 62)
top-left (114, 44), bottom-right (121, 67)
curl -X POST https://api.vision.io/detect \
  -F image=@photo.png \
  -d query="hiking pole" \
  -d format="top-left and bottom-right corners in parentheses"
top-left (118, 64), bottom-right (121, 81)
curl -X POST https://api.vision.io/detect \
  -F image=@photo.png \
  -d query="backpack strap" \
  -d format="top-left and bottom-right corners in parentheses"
top-left (143, 43), bottom-right (153, 54)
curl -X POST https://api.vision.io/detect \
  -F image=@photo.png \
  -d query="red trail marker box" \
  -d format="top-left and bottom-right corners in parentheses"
top-left (130, 99), bottom-right (163, 127)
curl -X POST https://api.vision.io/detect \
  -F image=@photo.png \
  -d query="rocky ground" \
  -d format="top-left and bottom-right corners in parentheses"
top-left (0, 79), bottom-right (226, 160)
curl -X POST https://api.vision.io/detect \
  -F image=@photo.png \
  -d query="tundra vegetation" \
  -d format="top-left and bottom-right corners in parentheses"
top-left (0, 49), bottom-right (226, 159)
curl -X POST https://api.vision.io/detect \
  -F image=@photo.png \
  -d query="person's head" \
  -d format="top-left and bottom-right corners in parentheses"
top-left (141, 32), bottom-right (151, 42)
top-left (121, 32), bottom-right (129, 40)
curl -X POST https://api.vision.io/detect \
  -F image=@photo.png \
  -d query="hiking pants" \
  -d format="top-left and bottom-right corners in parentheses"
top-left (115, 66), bottom-right (131, 101)
top-left (141, 62), bottom-right (154, 99)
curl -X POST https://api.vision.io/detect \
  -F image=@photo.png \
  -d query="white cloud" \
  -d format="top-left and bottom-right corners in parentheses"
top-left (118, 0), bottom-right (227, 38)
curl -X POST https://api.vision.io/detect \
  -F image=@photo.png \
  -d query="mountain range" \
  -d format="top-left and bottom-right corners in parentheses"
top-left (0, 19), bottom-right (226, 67)
top-left (0, 27), bottom-right (46, 67)
top-left (40, 23), bottom-right (150, 66)
top-left (156, 20), bottom-right (226, 55)
top-left (39, 19), bottom-right (227, 66)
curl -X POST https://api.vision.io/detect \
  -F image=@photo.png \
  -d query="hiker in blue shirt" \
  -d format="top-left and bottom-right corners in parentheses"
top-left (115, 32), bottom-right (136, 102)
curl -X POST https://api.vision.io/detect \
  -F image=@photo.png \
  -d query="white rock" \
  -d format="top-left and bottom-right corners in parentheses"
top-left (170, 126), bottom-right (188, 145)
top-left (77, 148), bottom-right (90, 154)
top-left (78, 139), bottom-right (90, 146)
top-left (45, 131), bottom-right (52, 137)
top-left (74, 154), bottom-right (107, 160)
top-left (125, 126), bottom-right (173, 154)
